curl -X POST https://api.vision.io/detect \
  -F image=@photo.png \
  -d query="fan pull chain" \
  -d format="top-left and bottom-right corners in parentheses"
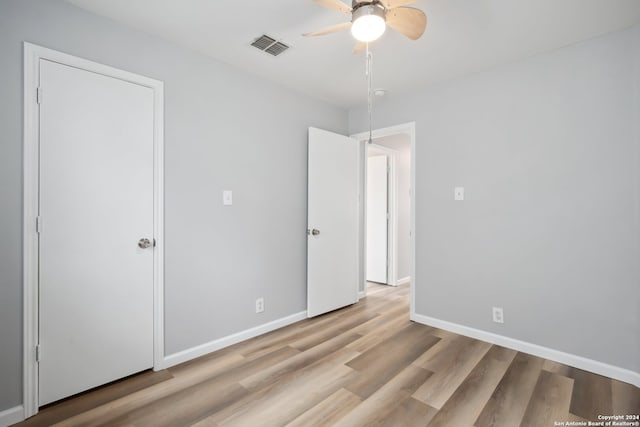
top-left (366, 43), bottom-right (373, 144)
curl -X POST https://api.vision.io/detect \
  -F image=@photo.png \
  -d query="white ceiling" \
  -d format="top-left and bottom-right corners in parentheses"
top-left (65, 0), bottom-right (640, 109)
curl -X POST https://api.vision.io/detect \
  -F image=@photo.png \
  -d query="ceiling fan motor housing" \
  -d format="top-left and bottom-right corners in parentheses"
top-left (352, 0), bottom-right (385, 9)
top-left (351, 2), bottom-right (387, 23)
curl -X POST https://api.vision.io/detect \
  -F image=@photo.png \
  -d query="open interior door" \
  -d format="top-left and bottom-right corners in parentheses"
top-left (307, 127), bottom-right (359, 317)
top-left (366, 155), bottom-right (389, 284)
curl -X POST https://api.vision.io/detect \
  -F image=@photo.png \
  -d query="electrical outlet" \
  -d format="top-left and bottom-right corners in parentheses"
top-left (492, 307), bottom-right (504, 324)
top-left (255, 298), bottom-right (264, 313)
top-left (454, 187), bottom-right (464, 201)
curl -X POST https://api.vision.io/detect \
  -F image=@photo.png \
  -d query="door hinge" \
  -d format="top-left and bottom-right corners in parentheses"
top-left (36, 216), bottom-right (41, 234)
top-left (36, 87), bottom-right (42, 105)
top-left (35, 345), bottom-right (41, 363)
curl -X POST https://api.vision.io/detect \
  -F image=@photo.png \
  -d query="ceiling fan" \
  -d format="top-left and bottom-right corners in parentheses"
top-left (303, 0), bottom-right (427, 53)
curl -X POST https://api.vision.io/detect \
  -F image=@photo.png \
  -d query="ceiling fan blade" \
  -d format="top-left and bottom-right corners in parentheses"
top-left (312, 0), bottom-right (352, 14)
top-left (379, 0), bottom-right (419, 9)
top-left (386, 7), bottom-right (427, 40)
top-left (303, 21), bottom-right (352, 37)
top-left (353, 41), bottom-right (366, 54)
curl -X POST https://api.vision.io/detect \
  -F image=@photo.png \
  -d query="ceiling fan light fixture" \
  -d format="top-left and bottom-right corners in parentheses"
top-left (351, 4), bottom-right (386, 42)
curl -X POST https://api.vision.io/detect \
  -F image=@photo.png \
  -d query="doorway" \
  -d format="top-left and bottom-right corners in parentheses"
top-left (352, 124), bottom-right (415, 303)
top-left (23, 43), bottom-right (165, 417)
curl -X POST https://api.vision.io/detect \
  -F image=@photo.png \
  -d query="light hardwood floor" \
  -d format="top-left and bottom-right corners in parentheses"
top-left (16, 283), bottom-right (640, 427)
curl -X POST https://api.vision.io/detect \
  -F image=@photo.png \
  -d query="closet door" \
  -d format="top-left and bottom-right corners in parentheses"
top-left (39, 59), bottom-right (154, 405)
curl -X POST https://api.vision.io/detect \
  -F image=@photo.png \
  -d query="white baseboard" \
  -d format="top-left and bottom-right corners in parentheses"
top-left (397, 276), bottom-right (411, 285)
top-left (0, 405), bottom-right (24, 427)
top-left (412, 312), bottom-right (640, 387)
top-left (159, 311), bottom-right (307, 369)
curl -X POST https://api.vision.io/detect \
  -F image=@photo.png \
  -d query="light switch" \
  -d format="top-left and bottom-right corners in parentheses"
top-left (223, 190), bottom-right (233, 206)
top-left (454, 187), bottom-right (464, 201)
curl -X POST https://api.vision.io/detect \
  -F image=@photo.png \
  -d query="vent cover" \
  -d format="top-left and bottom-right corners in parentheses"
top-left (251, 35), bottom-right (290, 57)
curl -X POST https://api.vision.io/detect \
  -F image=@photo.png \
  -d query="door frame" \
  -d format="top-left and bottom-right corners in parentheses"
top-left (22, 42), bottom-right (165, 418)
top-left (366, 144), bottom-right (399, 286)
top-left (351, 123), bottom-right (415, 317)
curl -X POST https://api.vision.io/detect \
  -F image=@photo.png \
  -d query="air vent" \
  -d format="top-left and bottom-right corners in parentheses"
top-left (250, 35), bottom-right (290, 57)
top-left (265, 41), bottom-right (289, 56)
top-left (251, 35), bottom-right (276, 50)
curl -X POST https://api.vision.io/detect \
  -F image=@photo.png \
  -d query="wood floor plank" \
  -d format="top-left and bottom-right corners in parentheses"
top-left (412, 335), bottom-right (492, 409)
top-left (425, 346), bottom-right (516, 427)
top-left (193, 347), bottom-right (361, 426)
top-left (168, 348), bottom-right (265, 382)
top-left (542, 359), bottom-right (572, 377)
top-left (333, 364), bottom-right (433, 427)
top-left (348, 302), bottom-right (410, 336)
top-left (365, 282), bottom-right (410, 297)
top-left (105, 382), bottom-right (249, 427)
top-left (611, 379), bottom-right (640, 415)
top-left (377, 397), bottom-right (438, 427)
top-left (285, 388), bottom-right (362, 427)
top-left (231, 291), bottom-right (385, 362)
top-left (430, 328), bottom-right (456, 339)
top-left (102, 346), bottom-right (301, 426)
top-left (52, 353), bottom-right (247, 427)
top-left (568, 367), bottom-right (613, 421)
top-left (288, 311), bottom-right (379, 352)
top-left (345, 323), bottom-right (440, 399)
top-left (567, 413), bottom-right (590, 423)
top-left (520, 370), bottom-right (574, 427)
top-left (238, 310), bottom-right (359, 361)
top-left (56, 347), bottom-right (295, 426)
top-left (413, 334), bottom-right (487, 372)
top-left (346, 309), bottom-right (413, 353)
top-left (474, 352), bottom-right (544, 427)
top-left (216, 352), bottom-right (359, 426)
top-left (240, 332), bottom-right (362, 391)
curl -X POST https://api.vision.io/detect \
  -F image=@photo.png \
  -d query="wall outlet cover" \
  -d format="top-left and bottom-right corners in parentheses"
top-left (454, 187), bottom-right (464, 201)
top-left (492, 307), bottom-right (504, 324)
top-left (255, 297), bottom-right (264, 313)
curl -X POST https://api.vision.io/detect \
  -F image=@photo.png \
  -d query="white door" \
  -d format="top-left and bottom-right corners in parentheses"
top-left (366, 155), bottom-right (388, 283)
top-left (307, 127), bottom-right (359, 317)
top-left (38, 59), bottom-right (154, 405)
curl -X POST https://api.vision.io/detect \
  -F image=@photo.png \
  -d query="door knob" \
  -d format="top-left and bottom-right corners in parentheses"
top-left (138, 238), bottom-right (152, 249)
top-left (311, 229), bottom-right (320, 236)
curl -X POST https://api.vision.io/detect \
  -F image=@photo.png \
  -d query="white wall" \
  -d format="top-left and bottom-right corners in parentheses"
top-left (0, 0), bottom-right (347, 412)
top-left (350, 25), bottom-right (640, 374)
top-left (374, 134), bottom-right (412, 281)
